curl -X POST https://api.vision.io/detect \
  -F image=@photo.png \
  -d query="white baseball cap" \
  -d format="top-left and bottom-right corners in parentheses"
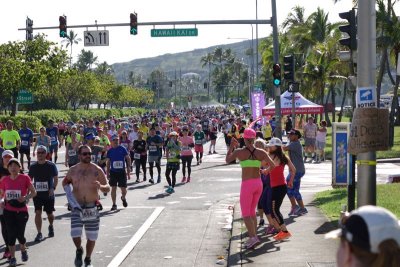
top-left (267, 137), bottom-right (283, 147)
top-left (325, 205), bottom-right (400, 253)
top-left (2, 150), bottom-right (14, 158)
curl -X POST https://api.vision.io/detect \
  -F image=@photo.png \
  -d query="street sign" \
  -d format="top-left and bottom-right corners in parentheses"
top-left (84, 30), bottom-right (109, 46)
top-left (287, 82), bottom-right (300, 93)
top-left (151, 28), bottom-right (198, 37)
top-left (16, 89), bottom-right (33, 104)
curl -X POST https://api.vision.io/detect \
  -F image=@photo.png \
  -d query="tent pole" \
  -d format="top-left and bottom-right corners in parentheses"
top-left (291, 93), bottom-right (296, 131)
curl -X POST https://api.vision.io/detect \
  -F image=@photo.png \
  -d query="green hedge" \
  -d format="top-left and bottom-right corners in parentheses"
top-left (0, 115), bottom-right (42, 133)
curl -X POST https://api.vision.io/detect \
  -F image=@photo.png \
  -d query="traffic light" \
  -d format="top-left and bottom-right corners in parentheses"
top-left (283, 55), bottom-right (295, 81)
top-left (26, 17), bottom-right (33, 41)
top-left (130, 13), bottom-right (138, 35)
top-left (339, 9), bottom-right (357, 50)
top-left (272, 64), bottom-right (281, 86)
top-left (59, 15), bottom-right (67, 38)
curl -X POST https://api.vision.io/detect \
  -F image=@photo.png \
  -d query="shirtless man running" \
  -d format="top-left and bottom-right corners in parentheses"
top-left (62, 145), bottom-right (110, 267)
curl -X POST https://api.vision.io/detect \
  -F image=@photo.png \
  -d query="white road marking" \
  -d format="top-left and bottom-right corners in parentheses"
top-left (180, 196), bottom-right (206, 200)
top-left (107, 206), bottom-right (164, 267)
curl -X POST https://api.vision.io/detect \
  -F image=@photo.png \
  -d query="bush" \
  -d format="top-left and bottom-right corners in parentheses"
top-left (0, 115), bottom-right (42, 132)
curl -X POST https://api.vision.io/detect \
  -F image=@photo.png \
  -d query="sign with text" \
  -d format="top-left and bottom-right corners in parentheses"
top-left (151, 28), bottom-right (198, 37)
top-left (16, 89), bottom-right (33, 104)
top-left (348, 108), bottom-right (389, 155)
top-left (356, 87), bottom-right (376, 108)
top-left (84, 30), bottom-right (109, 46)
top-left (332, 123), bottom-right (351, 186)
top-left (251, 92), bottom-right (265, 121)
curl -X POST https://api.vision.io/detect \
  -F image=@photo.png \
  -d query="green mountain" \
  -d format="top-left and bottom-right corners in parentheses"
top-left (112, 40), bottom-right (258, 83)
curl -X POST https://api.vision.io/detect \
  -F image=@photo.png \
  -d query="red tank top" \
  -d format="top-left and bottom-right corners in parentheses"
top-left (270, 164), bottom-right (286, 188)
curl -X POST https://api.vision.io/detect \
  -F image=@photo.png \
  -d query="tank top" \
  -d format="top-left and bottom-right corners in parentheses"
top-left (316, 129), bottom-right (327, 142)
top-left (37, 135), bottom-right (50, 151)
top-left (269, 164), bottom-right (286, 188)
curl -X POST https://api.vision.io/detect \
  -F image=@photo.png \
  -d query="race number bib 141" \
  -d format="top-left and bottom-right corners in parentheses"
top-left (113, 161), bottom-right (124, 169)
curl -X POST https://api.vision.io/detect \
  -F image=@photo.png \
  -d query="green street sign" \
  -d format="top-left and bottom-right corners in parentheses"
top-left (151, 28), bottom-right (198, 37)
top-left (16, 89), bottom-right (33, 104)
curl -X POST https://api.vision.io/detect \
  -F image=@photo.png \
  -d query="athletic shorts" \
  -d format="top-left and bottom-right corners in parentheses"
top-left (304, 137), bottom-right (316, 147)
top-left (109, 171), bottom-right (127, 188)
top-left (70, 205), bottom-right (100, 241)
top-left (166, 162), bottom-right (180, 170)
top-left (33, 197), bottom-right (55, 214)
top-left (19, 147), bottom-right (30, 155)
top-left (148, 155), bottom-right (160, 163)
top-left (316, 141), bottom-right (326, 150)
top-left (49, 144), bottom-right (58, 153)
top-left (209, 133), bottom-right (217, 140)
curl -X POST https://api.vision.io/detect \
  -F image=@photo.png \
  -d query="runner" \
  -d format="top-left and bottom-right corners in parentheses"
top-left (133, 131), bottom-right (147, 183)
top-left (146, 127), bottom-right (163, 184)
top-left (97, 128), bottom-right (110, 148)
top-left (28, 145), bottom-right (58, 242)
top-left (225, 128), bottom-right (275, 249)
top-left (208, 119), bottom-right (218, 154)
top-left (18, 121), bottom-right (33, 171)
top-left (119, 130), bottom-right (131, 153)
top-left (265, 137), bottom-right (295, 241)
top-left (33, 127), bottom-right (51, 160)
top-left (58, 119), bottom-right (66, 147)
top-left (65, 132), bottom-right (81, 168)
top-left (193, 125), bottom-right (205, 165)
top-left (0, 120), bottom-right (21, 160)
top-left (46, 120), bottom-right (60, 163)
top-left (106, 135), bottom-right (131, 211)
top-left (179, 126), bottom-right (194, 183)
top-left (84, 119), bottom-right (98, 137)
top-left (62, 145), bottom-right (110, 267)
top-left (0, 158), bottom-right (36, 267)
top-left (165, 131), bottom-right (181, 193)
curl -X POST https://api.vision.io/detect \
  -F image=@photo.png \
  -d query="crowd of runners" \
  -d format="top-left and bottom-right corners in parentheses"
top-left (0, 106), bottom-right (332, 266)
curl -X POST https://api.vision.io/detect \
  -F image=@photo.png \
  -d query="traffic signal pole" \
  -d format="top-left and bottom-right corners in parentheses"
top-left (271, 0), bottom-right (282, 139)
top-left (356, 0), bottom-right (377, 206)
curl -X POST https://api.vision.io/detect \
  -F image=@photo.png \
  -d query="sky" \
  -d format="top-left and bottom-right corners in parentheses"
top-left (0, 0), bottom-right (357, 65)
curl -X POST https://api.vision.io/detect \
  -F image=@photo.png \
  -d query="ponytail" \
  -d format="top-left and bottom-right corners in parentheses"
top-left (372, 239), bottom-right (400, 267)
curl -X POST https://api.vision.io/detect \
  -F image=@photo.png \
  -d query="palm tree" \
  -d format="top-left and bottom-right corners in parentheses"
top-left (62, 30), bottom-right (82, 67)
top-left (200, 52), bottom-right (214, 100)
top-left (75, 49), bottom-right (98, 71)
top-left (282, 5), bottom-right (306, 30)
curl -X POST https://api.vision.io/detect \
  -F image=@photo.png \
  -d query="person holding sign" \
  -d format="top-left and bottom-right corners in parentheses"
top-left (62, 145), bottom-right (110, 267)
top-left (106, 135), bottom-right (131, 211)
top-left (28, 145), bottom-right (58, 243)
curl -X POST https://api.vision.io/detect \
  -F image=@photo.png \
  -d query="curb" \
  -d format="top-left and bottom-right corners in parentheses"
top-left (228, 202), bottom-right (242, 267)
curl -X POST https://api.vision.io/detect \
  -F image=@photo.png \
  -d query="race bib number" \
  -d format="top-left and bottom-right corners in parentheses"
top-left (134, 153), bottom-right (141, 160)
top-left (181, 146), bottom-right (190, 151)
top-left (169, 152), bottom-right (176, 158)
top-left (149, 145), bottom-right (157, 152)
top-left (21, 140), bottom-right (29, 146)
top-left (5, 190), bottom-right (21, 200)
top-left (112, 161), bottom-right (124, 169)
top-left (195, 140), bottom-right (202, 145)
top-left (68, 150), bottom-right (77, 157)
top-left (50, 137), bottom-right (56, 142)
top-left (81, 207), bottom-right (98, 222)
top-left (5, 141), bottom-right (13, 147)
top-left (35, 182), bottom-right (49, 192)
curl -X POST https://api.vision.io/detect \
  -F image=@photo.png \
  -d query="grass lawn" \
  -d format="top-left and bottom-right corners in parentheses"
top-left (313, 184), bottom-right (400, 225)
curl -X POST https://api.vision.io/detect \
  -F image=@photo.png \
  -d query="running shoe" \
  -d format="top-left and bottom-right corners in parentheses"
top-left (170, 187), bottom-right (175, 193)
top-left (48, 225), bottom-right (54, 237)
top-left (197, 161), bottom-right (200, 165)
top-left (258, 219), bottom-right (265, 226)
top-left (213, 151), bottom-right (217, 154)
top-left (288, 205), bottom-right (300, 216)
top-left (9, 257), bottom-right (16, 267)
top-left (165, 186), bottom-right (173, 193)
top-left (21, 250), bottom-right (28, 262)
top-left (186, 177), bottom-right (191, 183)
top-left (296, 207), bottom-right (308, 215)
top-left (2, 250), bottom-right (10, 259)
top-left (181, 177), bottom-right (186, 183)
top-left (135, 179), bottom-right (140, 183)
top-left (149, 178), bottom-right (154, 184)
top-left (265, 225), bottom-right (279, 235)
top-left (199, 159), bottom-right (202, 164)
top-left (143, 177), bottom-right (147, 182)
top-left (34, 232), bottom-right (43, 242)
top-left (273, 231), bottom-right (292, 241)
top-left (84, 257), bottom-right (93, 267)
top-left (245, 236), bottom-right (260, 249)
top-left (208, 151), bottom-right (212, 154)
top-left (74, 247), bottom-right (83, 267)
top-left (110, 204), bottom-right (117, 211)
top-left (121, 196), bottom-right (128, 208)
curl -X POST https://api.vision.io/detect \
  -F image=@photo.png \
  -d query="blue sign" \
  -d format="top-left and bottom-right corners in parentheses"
top-left (359, 88), bottom-right (373, 101)
top-left (332, 123), bottom-right (351, 186)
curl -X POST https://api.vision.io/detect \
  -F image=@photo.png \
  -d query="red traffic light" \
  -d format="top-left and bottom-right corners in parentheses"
top-left (273, 64), bottom-right (281, 72)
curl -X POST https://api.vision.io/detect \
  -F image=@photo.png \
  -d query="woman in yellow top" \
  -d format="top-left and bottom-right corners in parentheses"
top-left (226, 128), bottom-right (275, 249)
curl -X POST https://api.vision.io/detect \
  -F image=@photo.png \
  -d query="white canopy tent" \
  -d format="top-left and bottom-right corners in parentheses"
top-left (262, 90), bottom-right (324, 116)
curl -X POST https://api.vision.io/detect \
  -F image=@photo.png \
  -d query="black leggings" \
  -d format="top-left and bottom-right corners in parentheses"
top-left (3, 209), bottom-right (29, 246)
top-left (195, 152), bottom-right (203, 162)
top-left (270, 185), bottom-right (287, 226)
top-left (0, 215), bottom-right (9, 251)
top-left (165, 168), bottom-right (178, 188)
top-left (149, 161), bottom-right (161, 178)
top-left (135, 156), bottom-right (147, 179)
top-left (181, 155), bottom-right (193, 177)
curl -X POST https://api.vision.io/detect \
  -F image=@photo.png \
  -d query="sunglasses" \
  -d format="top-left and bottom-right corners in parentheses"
top-left (80, 152), bottom-right (92, 156)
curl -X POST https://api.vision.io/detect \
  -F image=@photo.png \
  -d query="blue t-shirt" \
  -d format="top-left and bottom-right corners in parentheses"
top-left (46, 127), bottom-right (59, 145)
top-left (18, 128), bottom-right (33, 148)
top-left (84, 127), bottom-right (98, 137)
top-left (146, 135), bottom-right (163, 157)
top-left (107, 145), bottom-right (128, 173)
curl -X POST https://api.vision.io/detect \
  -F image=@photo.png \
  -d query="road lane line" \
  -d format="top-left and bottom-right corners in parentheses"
top-left (107, 206), bottom-right (165, 267)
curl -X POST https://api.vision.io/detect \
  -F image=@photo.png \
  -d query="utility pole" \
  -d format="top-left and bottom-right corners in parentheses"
top-left (271, 0), bottom-right (282, 139)
top-left (356, 0), bottom-right (377, 206)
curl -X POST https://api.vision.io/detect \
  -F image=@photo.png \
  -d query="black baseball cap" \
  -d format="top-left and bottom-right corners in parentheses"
top-left (288, 129), bottom-right (302, 138)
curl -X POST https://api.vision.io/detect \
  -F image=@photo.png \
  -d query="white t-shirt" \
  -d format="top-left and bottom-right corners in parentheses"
top-left (304, 123), bottom-right (317, 138)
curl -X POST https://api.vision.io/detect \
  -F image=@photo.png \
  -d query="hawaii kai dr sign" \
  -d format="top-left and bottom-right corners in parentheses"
top-left (151, 28), bottom-right (198, 37)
